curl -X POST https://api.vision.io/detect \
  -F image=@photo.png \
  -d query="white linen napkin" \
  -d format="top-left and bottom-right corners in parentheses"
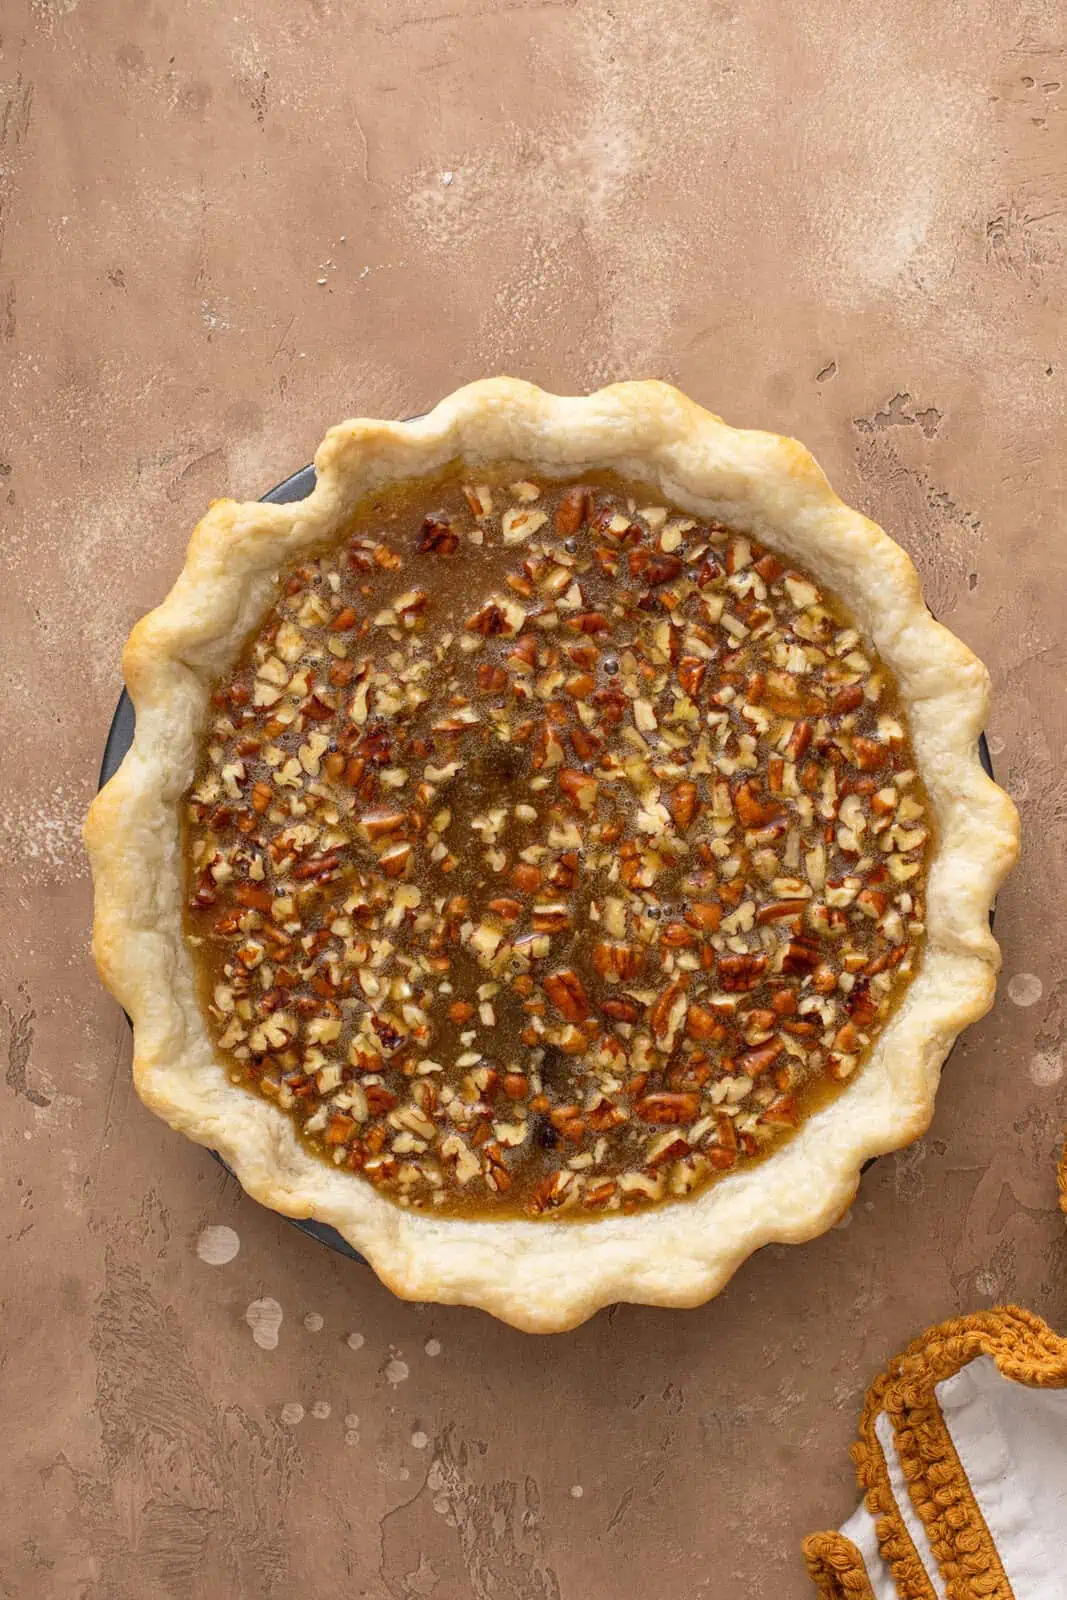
top-left (803, 1307), bottom-right (1067, 1599)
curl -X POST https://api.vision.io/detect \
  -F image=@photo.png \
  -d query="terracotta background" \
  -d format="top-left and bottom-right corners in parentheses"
top-left (2, 2), bottom-right (1065, 1595)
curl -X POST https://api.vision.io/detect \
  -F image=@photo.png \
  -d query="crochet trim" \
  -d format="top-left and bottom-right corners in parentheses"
top-left (803, 1530), bottom-right (877, 1597)
top-left (804, 1305), bottom-right (1067, 1597)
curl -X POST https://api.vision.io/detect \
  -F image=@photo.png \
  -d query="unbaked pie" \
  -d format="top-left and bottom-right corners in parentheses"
top-left (86, 380), bottom-right (1018, 1330)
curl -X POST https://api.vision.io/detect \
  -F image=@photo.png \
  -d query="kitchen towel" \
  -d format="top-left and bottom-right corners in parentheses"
top-left (803, 1307), bottom-right (1067, 1599)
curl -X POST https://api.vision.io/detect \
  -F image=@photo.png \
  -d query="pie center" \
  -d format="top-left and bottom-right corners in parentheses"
top-left (185, 467), bottom-right (930, 1218)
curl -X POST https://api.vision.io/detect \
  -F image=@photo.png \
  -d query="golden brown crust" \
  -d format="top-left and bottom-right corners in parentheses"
top-left (84, 379), bottom-right (1019, 1332)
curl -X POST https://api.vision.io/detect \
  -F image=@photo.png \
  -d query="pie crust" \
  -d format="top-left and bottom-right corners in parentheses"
top-left (85, 379), bottom-right (1019, 1332)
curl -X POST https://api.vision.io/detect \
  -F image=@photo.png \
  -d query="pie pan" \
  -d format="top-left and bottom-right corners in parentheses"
top-left (97, 446), bottom-right (997, 1279)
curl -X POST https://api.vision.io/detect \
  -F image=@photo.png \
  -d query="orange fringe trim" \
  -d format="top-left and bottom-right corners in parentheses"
top-left (803, 1531), bottom-right (877, 1597)
top-left (804, 1306), bottom-right (1067, 1599)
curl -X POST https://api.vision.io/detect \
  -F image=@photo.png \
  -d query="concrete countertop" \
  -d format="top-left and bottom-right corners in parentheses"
top-left (2, 3), bottom-right (1064, 1595)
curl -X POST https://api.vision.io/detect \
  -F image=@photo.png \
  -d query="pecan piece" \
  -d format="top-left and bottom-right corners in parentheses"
top-left (756, 898), bottom-right (809, 924)
top-left (570, 725), bottom-right (603, 762)
top-left (781, 938), bottom-right (820, 975)
top-left (555, 485), bottom-right (591, 535)
top-left (677, 656), bottom-right (706, 697)
top-left (466, 598), bottom-right (523, 636)
top-left (600, 997), bottom-right (641, 1022)
top-left (635, 1092), bottom-right (700, 1124)
top-left (547, 852), bottom-right (578, 889)
top-left (591, 941), bottom-right (644, 981)
top-left (643, 554), bottom-right (683, 585)
top-left (762, 1093), bottom-right (799, 1127)
top-left (329, 606), bottom-right (359, 633)
top-left (510, 862), bottom-right (544, 894)
top-left (558, 768), bottom-right (598, 811)
top-left (718, 953), bottom-right (769, 991)
top-left (685, 1004), bottom-right (721, 1041)
top-left (532, 903), bottom-right (570, 933)
top-left (544, 969), bottom-right (591, 1022)
top-left (784, 720), bottom-right (812, 761)
top-left (488, 896), bottom-right (523, 921)
top-left (323, 1113), bottom-right (357, 1146)
top-left (587, 1096), bottom-right (627, 1132)
top-left (378, 842), bottom-right (411, 878)
top-left (649, 980), bottom-right (687, 1045)
top-left (418, 514), bottom-right (458, 554)
top-left (739, 1040), bottom-right (782, 1077)
top-left (362, 810), bottom-right (408, 840)
top-left (568, 611), bottom-right (610, 634)
top-left (734, 780), bottom-right (778, 828)
top-left (531, 723), bottom-right (565, 771)
top-left (684, 901), bottom-right (722, 933)
top-left (846, 983), bottom-right (879, 1025)
top-left (235, 882), bottom-right (272, 912)
top-left (830, 683), bottom-right (865, 716)
top-left (667, 780), bottom-right (699, 831)
top-left (755, 552), bottom-right (783, 581)
top-left (834, 1021), bottom-right (861, 1053)
top-left (477, 663), bottom-right (508, 693)
top-left (852, 736), bottom-right (888, 771)
top-left (526, 1172), bottom-right (573, 1214)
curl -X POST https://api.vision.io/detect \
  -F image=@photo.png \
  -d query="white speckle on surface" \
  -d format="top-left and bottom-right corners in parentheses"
top-left (303, 1312), bottom-right (324, 1333)
top-left (344, 1412), bottom-right (360, 1429)
top-left (316, 276), bottom-right (327, 286)
top-left (346, 1331), bottom-right (365, 1351)
top-left (1030, 1051), bottom-right (1063, 1086)
top-left (384, 1351), bottom-right (410, 1387)
top-left (411, 1430), bottom-right (429, 1449)
top-left (986, 733), bottom-right (1005, 756)
top-left (441, 170), bottom-right (453, 186)
top-left (424, 1338), bottom-right (441, 1357)
top-left (345, 1429), bottom-right (361, 1447)
top-left (1008, 972), bottom-right (1043, 1007)
top-left (245, 1296), bottom-right (283, 1350)
top-left (310, 1399), bottom-right (331, 1419)
top-left (570, 1484), bottom-right (584, 1499)
top-left (196, 1224), bottom-right (240, 1265)
top-left (3, 783), bottom-right (92, 885)
top-left (280, 1402), bottom-right (304, 1425)
top-left (975, 1268), bottom-right (1000, 1298)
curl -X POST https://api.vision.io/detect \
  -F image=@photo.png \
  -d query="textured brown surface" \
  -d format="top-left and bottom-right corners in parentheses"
top-left (2, 3), bottom-right (1065, 1595)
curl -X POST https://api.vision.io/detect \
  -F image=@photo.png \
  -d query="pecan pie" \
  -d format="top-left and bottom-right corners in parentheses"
top-left (86, 380), bottom-right (1018, 1330)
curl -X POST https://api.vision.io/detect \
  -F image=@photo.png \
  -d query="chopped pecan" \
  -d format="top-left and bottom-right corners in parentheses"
top-left (419, 514), bottom-right (458, 554)
top-left (677, 656), bottom-right (706, 696)
top-left (667, 781), bottom-right (699, 830)
top-left (592, 941), bottom-right (644, 981)
top-left (544, 969), bottom-right (591, 1022)
top-left (739, 1040), bottom-right (782, 1077)
top-left (555, 485), bottom-right (591, 535)
top-left (635, 1092), bottom-right (700, 1124)
top-left (718, 953), bottom-right (769, 991)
